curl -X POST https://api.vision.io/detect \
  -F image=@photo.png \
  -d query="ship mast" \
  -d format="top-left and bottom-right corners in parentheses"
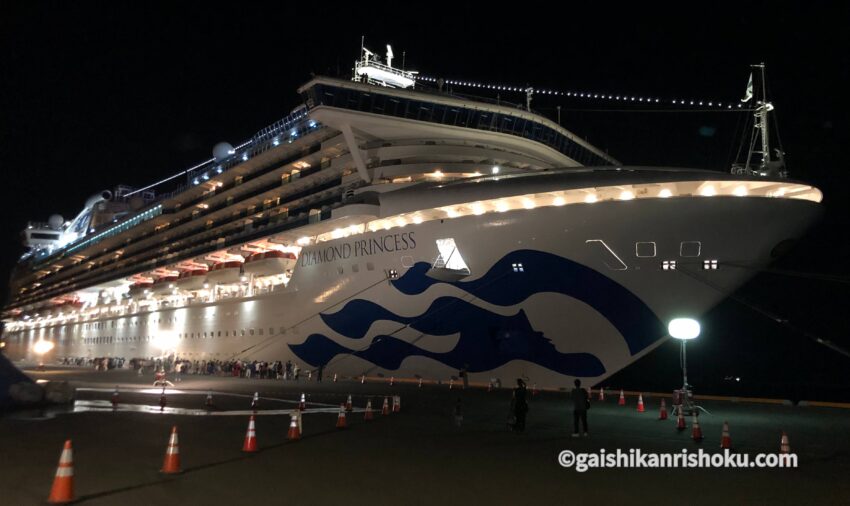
top-left (733, 63), bottom-right (786, 178)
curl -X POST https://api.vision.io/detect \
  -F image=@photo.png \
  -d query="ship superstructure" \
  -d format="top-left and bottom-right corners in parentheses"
top-left (1, 46), bottom-right (823, 387)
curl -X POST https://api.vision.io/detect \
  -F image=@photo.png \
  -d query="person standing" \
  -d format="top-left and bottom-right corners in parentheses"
top-left (511, 379), bottom-right (529, 433)
top-left (571, 378), bottom-right (589, 437)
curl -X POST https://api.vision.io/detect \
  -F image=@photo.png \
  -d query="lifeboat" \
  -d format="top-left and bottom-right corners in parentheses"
top-left (242, 250), bottom-right (297, 277)
top-left (205, 260), bottom-right (243, 285)
top-left (128, 281), bottom-right (153, 299)
top-left (176, 269), bottom-right (208, 291)
top-left (152, 275), bottom-right (179, 294)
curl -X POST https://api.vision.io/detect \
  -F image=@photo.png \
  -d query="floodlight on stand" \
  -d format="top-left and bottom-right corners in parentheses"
top-left (668, 318), bottom-right (706, 416)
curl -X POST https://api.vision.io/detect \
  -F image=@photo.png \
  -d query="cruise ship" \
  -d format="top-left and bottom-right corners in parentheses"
top-left (0, 46), bottom-right (824, 387)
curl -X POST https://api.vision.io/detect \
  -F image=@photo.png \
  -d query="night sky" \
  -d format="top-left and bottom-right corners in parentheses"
top-left (1, 3), bottom-right (848, 399)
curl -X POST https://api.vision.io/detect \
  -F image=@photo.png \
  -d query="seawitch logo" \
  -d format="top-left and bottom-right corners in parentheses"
top-left (300, 232), bottom-right (417, 267)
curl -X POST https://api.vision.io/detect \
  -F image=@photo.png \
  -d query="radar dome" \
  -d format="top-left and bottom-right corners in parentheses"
top-left (212, 142), bottom-right (235, 162)
top-left (48, 214), bottom-right (64, 230)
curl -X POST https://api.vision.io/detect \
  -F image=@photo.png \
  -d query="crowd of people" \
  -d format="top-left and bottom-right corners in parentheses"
top-left (59, 355), bottom-right (314, 381)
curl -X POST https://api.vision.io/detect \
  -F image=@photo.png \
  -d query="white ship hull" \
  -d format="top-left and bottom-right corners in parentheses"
top-left (4, 193), bottom-right (820, 388)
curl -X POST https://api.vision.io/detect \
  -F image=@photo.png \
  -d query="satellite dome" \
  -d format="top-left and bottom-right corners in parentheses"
top-left (212, 142), bottom-right (235, 162)
top-left (48, 214), bottom-right (64, 230)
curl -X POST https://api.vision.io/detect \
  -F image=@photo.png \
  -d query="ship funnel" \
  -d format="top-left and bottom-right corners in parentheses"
top-left (85, 190), bottom-right (112, 208)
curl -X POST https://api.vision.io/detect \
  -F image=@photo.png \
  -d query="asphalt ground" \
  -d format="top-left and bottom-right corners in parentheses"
top-left (2, 366), bottom-right (849, 505)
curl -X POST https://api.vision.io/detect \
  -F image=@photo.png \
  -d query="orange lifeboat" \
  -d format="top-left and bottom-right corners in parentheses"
top-left (175, 269), bottom-right (208, 291)
top-left (128, 281), bottom-right (153, 298)
top-left (152, 275), bottom-right (179, 294)
top-left (242, 250), bottom-right (297, 277)
top-left (206, 260), bottom-right (243, 284)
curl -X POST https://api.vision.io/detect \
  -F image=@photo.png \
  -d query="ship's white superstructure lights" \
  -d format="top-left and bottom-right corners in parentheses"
top-left (496, 200), bottom-right (510, 212)
top-left (471, 203), bottom-right (485, 215)
top-left (700, 186), bottom-right (717, 197)
top-left (412, 215), bottom-right (423, 224)
top-left (668, 318), bottom-right (700, 340)
top-left (553, 196), bottom-right (566, 206)
top-left (491, 166), bottom-right (500, 174)
top-left (33, 339), bottom-right (55, 355)
top-left (658, 189), bottom-right (673, 198)
top-left (584, 194), bottom-right (598, 203)
top-left (331, 229), bottom-right (344, 239)
top-left (619, 190), bottom-right (635, 201)
top-left (431, 170), bottom-right (443, 178)
top-left (733, 185), bottom-right (748, 197)
top-left (297, 237), bottom-right (311, 246)
top-left (522, 198), bottom-right (536, 209)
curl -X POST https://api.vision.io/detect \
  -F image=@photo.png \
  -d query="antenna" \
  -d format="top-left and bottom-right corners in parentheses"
top-left (386, 45), bottom-right (394, 68)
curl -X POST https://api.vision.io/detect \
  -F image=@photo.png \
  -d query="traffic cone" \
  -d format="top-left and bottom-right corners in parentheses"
top-left (251, 392), bottom-right (259, 410)
top-left (389, 376), bottom-right (395, 386)
top-left (242, 415), bottom-right (258, 452)
top-left (364, 399), bottom-right (374, 420)
top-left (691, 414), bottom-right (703, 442)
top-left (345, 394), bottom-right (353, 412)
top-left (618, 389), bottom-right (625, 406)
top-left (287, 412), bottom-right (301, 441)
top-left (449, 379), bottom-right (454, 390)
top-left (298, 393), bottom-right (306, 411)
top-left (382, 396), bottom-right (390, 415)
top-left (333, 373), bottom-right (338, 382)
top-left (47, 440), bottom-right (74, 504)
top-left (160, 426), bottom-right (181, 474)
top-left (392, 395), bottom-right (401, 413)
top-left (720, 421), bottom-right (732, 449)
top-left (676, 408), bottom-right (687, 431)
top-left (111, 386), bottom-right (119, 408)
top-left (336, 404), bottom-right (347, 429)
top-left (205, 392), bottom-right (214, 409)
top-left (159, 387), bottom-right (167, 410)
top-left (780, 431), bottom-right (791, 454)
top-left (659, 398), bottom-right (668, 420)
top-left (598, 388), bottom-right (605, 401)
top-left (637, 394), bottom-right (645, 413)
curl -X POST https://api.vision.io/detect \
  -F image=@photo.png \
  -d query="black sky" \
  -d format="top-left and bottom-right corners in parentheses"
top-left (1, 2), bottom-right (848, 398)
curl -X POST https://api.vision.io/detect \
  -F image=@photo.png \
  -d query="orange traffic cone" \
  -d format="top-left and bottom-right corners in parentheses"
top-left (720, 421), bottom-right (732, 449)
top-left (298, 393), bottom-right (306, 411)
top-left (251, 392), bottom-right (259, 410)
top-left (336, 404), bottom-right (347, 429)
top-left (382, 396), bottom-right (390, 415)
top-left (159, 387), bottom-right (167, 410)
top-left (242, 415), bottom-right (258, 452)
top-left (676, 408), bottom-right (687, 431)
top-left (691, 414), bottom-right (703, 442)
top-left (345, 394), bottom-right (353, 412)
top-left (364, 399), bottom-right (374, 421)
top-left (287, 412), bottom-right (301, 441)
top-left (618, 389), bottom-right (625, 406)
top-left (598, 388), bottom-right (605, 401)
top-left (333, 373), bottom-right (338, 382)
top-left (659, 398), bottom-right (668, 420)
top-left (780, 432), bottom-right (791, 454)
top-left (111, 386), bottom-right (119, 408)
top-left (389, 376), bottom-right (395, 386)
top-left (637, 394), bottom-right (645, 412)
top-left (161, 426), bottom-right (181, 474)
top-left (392, 395), bottom-right (401, 413)
top-left (205, 392), bottom-right (214, 409)
top-left (47, 440), bottom-right (75, 504)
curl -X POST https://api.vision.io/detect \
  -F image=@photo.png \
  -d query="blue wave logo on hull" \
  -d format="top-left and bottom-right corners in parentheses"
top-left (289, 250), bottom-right (664, 377)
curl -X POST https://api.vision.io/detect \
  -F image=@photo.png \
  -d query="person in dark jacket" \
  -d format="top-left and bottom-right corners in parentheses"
top-left (511, 379), bottom-right (529, 432)
top-left (571, 378), bottom-right (589, 437)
